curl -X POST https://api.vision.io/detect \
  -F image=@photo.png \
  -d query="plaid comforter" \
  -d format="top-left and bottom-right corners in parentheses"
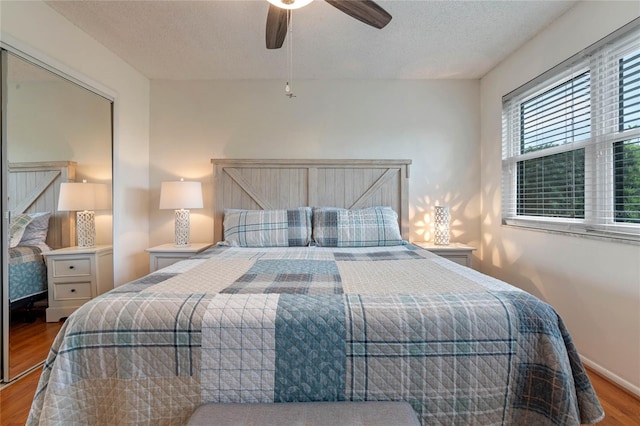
top-left (28, 245), bottom-right (603, 425)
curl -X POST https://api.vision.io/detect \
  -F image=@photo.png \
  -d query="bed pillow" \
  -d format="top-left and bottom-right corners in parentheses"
top-left (223, 207), bottom-right (312, 247)
top-left (19, 212), bottom-right (51, 246)
top-left (8, 214), bottom-right (33, 248)
top-left (312, 206), bottom-right (403, 247)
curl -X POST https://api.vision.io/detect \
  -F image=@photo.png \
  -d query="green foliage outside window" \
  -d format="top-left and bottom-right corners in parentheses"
top-left (616, 52), bottom-right (640, 223)
top-left (615, 140), bottom-right (640, 223)
top-left (518, 149), bottom-right (585, 219)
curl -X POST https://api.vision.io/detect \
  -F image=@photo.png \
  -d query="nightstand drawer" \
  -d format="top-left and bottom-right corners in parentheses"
top-left (155, 256), bottom-right (182, 270)
top-left (146, 243), bottom-right (213, 272)
top-left (53, 282), bottom-right (92, 301)
top-left (443, 255), bottom-right (471, 267)
top-left (51, 258), bottom-right (92, 277)
top-left (412, 242), bottom-right (476, 268)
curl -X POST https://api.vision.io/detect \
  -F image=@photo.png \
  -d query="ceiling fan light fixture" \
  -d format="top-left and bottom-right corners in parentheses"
top-left (267, 0), bottom-right (314, 10)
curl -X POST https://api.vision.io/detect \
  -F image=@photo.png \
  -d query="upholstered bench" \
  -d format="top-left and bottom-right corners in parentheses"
top-left (187, 401), bottom-right (421, 426)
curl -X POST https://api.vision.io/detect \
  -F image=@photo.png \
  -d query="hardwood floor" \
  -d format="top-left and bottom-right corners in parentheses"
top-left (0, 366), bottom-right (41, 426)
top-left (0, 307), bottom-right (63, 425)
top-left (8, 308), bottom-right (63, 378)
top-left (1, 365), bottom-right (638, 425)
top-left (587, 371), bottom-right (640, 425)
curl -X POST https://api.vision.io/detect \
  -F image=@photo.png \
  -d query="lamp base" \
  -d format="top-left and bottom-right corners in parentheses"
top-left (433, 206), bottom-right (450, 246)
top-left (174, 209), bottom-right (191, 247)
top-left (76, 210), bottom-right (96, 248)
top-left (433, 236), bottom-right (450, 246)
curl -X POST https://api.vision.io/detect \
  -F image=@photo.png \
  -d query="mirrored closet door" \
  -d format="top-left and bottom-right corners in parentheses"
top-left (1, 49), bottom-right (113, 382)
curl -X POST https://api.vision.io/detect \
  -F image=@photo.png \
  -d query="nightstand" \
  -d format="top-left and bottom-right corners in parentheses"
top-left (412, 241), bottom-right (476, 268)
top-left (146, 243), bottom-right (213, 272)
top-left (43, 245), bottom-right (113, 322)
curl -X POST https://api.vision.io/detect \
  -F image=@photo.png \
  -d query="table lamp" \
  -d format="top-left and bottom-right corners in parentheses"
top-left (433, 205), bottom-right (450, 246)
top-left (159, 179), bottom-right (203, 247)
top-left (58, 180), bottom-right (110, 248)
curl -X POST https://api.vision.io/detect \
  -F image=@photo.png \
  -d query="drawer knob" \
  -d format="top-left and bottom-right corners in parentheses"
top-left (70, 289), bottom-right (76, 293)
top-left (69, 265), bottom-right (75, 269)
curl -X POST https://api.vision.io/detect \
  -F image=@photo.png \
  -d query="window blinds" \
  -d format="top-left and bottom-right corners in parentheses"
top-left (520, 72), bottom-right (591, 153)
top-left (502, 18), bottom-right (640, 240)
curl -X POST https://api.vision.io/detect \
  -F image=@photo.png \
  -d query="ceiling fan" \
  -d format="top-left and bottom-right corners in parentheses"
top-left (265, 0), bottom-right (392, 49)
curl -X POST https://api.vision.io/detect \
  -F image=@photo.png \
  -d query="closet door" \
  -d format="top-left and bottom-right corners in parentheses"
top-left (0, 48), bottom-right (113, 382)
top-left (1, 49), bottom-right (8, 383)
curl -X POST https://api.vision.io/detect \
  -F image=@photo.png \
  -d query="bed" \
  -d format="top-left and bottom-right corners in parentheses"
top-left (7, 162), bottom-right (76, 310)
top-left (27, 159), bottom-right (603, 425)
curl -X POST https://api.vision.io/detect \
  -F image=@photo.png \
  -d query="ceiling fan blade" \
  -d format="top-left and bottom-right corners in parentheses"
top-left (266, 4), bottom-right (288, 49)
top-left (324, 0), bottom-right (392, 29)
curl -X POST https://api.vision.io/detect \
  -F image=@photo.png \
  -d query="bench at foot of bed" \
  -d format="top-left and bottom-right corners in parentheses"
top-left (187, 401), bottom-right (420, 426)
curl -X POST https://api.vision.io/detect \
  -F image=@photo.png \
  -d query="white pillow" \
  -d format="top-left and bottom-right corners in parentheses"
top-left (19, 212), bottom-right (51, 246)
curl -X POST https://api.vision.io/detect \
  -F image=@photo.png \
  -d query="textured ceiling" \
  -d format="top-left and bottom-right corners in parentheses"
top-left (46, 0), bottom-right (578, 80)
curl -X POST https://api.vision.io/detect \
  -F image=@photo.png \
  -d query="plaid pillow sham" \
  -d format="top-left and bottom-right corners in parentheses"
top-left (312, 206), bottom-right (403, 247)
top-left (223, 207), bottom-right (312, 247)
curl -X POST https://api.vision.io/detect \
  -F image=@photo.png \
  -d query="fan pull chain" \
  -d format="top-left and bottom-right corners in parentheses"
top-left (285, 9), bottom-right (296, 98)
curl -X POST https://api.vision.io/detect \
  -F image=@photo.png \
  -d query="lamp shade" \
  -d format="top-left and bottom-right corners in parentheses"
top-left (58, 181), bottom-right (110, 212)
top-left (267, 0), bottom-right (313, 9)
top-left (159, 181), bottom-right (203, 210)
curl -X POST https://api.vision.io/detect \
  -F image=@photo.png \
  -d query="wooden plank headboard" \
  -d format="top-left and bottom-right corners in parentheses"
top-left (211, 159), bottom-right (411, 244)
top-left (8, 161), bottom-right (77, 249)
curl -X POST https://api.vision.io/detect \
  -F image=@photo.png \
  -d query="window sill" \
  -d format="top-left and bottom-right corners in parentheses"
top-left (502, 218), bottom-right (640, 246)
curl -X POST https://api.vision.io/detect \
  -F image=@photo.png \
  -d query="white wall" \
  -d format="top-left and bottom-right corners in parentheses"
top-left (149, 79), bottom-right (481, 252)
top-left (480, 1), bottom-right (640, 394)
top-left (1, 0), bottom-right (151, 285)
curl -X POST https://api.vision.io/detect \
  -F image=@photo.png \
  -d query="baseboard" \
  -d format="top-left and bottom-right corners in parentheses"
top-left (581, 355), bottom-right (640, 398)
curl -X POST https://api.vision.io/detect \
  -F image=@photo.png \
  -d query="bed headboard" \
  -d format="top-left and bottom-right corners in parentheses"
top-left (8, 161), bottom-right (77, 249)
top-left (211, 159), bottom-right (411, 243)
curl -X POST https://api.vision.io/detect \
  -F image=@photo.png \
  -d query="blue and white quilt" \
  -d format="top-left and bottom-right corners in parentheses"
top-left (9, 246), bottom-right (47, 304)
top-left (28, 245), bottom-right (603, 425)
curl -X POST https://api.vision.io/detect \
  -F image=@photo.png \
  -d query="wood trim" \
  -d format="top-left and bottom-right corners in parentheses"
top-left (211, 159), bottom-right (411, 243)
top-left (211, 158), bottom-right (412, 168)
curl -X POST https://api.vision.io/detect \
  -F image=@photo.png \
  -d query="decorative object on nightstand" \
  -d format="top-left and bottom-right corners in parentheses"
top-left (160, 179), bottom-right (204, 247)
top-left (42, 245), bottom-right (113, 322)
top-left (146, 242), bottom-right (213, 272)
top-left (413, 241), bottom-right (475, 268)
top-left (433, 205), bottom-right (450, 245)
top-left (58, 180), bottom-right (110, 248)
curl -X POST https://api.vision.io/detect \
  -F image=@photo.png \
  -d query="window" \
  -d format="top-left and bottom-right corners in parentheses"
top-left (502, 20), bottom-right (640, 241)
top-left (517, 72), bottom-right (589, 219)
top-left (614, 138), bottom-right (640, 224)
top-left (615, 52), bottom-right (640, 224)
